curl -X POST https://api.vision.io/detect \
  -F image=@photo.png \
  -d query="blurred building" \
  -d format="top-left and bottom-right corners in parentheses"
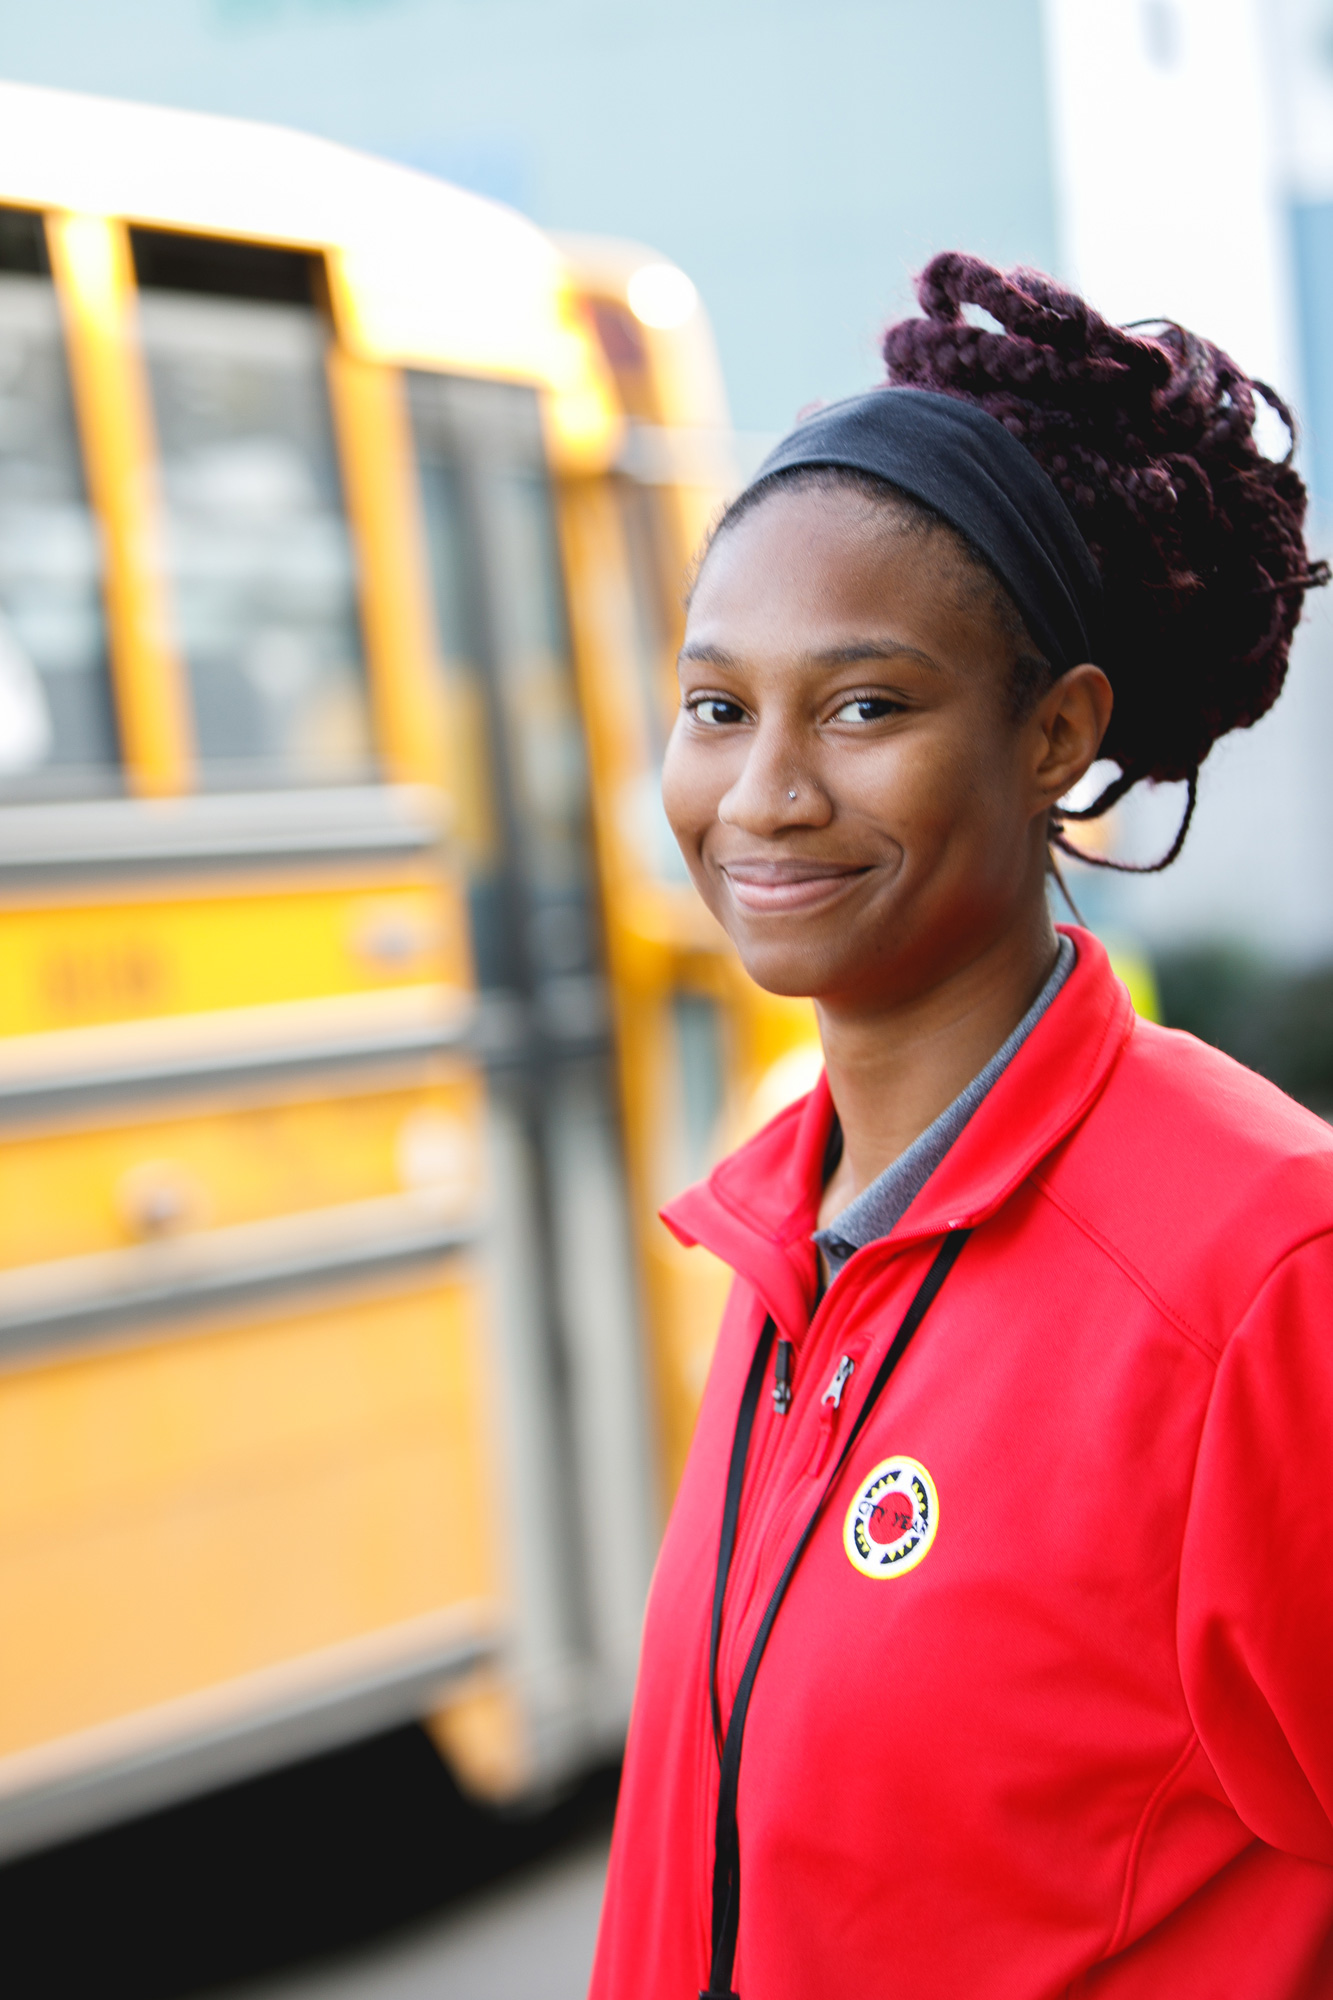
top-left (1045, 0), bottom-right (1333, 969)
top-left (3, 0), bottom-right (1333, 964)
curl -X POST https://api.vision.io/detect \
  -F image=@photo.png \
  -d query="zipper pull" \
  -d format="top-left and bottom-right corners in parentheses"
top-left (821, 1355), bottom-right (855, 1409)
top-left (772, 1339), bottom-right (794, 1415)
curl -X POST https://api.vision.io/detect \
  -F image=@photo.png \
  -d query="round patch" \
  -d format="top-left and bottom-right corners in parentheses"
top-left (844, 1457), bottom-right (939, 1579)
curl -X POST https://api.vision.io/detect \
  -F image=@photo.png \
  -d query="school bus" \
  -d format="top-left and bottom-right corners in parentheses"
top-left (0, 80), bottom-right (820, 1859)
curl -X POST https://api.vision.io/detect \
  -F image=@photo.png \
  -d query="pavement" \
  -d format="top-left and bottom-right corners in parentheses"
top-left (218, 1832), bottom-right (611, 2000)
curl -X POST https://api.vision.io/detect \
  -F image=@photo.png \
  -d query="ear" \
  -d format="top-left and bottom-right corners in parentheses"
top-left (1026, 663), bottom-right (1113, 812)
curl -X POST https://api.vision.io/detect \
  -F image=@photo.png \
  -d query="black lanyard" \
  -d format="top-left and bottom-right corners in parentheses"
top-left (700, 1227), bottom-right (972, 2000)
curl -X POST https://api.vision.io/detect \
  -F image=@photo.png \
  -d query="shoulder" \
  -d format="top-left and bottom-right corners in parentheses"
top-left (1108, 1014), bottom-right (1333, 1160)
top-left (1036, 1016), bottom-right (1333, 1354)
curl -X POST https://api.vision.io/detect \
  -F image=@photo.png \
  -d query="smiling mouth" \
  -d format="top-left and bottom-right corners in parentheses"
top-left (720, 860), bottom-right (871, 914)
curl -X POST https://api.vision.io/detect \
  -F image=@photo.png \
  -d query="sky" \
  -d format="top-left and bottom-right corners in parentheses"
top-left (0, 0), bottom-right (1058, 433)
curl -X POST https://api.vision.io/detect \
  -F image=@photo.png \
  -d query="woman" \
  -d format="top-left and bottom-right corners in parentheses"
top-left (592, 258), bottom-right (1328, 1992)
top-left (589, 254), bottom-right (1333, 1998)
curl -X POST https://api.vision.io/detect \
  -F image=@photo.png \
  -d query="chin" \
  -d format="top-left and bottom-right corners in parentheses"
top-left (732, 940), bottom-right (844, 1001)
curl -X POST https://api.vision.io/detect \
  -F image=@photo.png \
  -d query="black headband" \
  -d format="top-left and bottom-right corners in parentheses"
top-left (747, 387), bottom-right (1103, 672)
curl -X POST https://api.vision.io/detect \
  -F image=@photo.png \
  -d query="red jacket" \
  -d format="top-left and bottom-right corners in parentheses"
top-left (591, 929), bottom-right (1333, 1998)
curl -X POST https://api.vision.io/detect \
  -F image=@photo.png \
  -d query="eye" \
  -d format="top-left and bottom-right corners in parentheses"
top-left (688, 695), bottom-right (748, 726)
top-left (830, 695), bottom-right (905, 724)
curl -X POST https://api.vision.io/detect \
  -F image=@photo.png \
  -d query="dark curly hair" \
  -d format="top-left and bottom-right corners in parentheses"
top-left (876, 251), bottom-right (1329, 870)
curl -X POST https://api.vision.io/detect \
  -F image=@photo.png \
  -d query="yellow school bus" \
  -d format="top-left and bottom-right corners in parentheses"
top-left (0, 80), bottom-right (819, 1858)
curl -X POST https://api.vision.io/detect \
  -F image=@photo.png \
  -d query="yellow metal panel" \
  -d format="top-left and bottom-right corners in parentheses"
top-left (45, 212), bottom-right (192, 795)
top-left (324, 351), bottom-right (452, 793)
top-left (323, 351), bottom-right (501, 895)
top-left (535, 285), bottom-right (627, 474)
top-left (0, 1270), bottom-right (497, 1755)
top-left (0, 1068), bottom-right (482, 1269)
top-left (0, 870), bottom-right (465, 1035)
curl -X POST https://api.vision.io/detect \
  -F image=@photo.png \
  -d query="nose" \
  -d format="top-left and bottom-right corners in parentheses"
top-left (717, 720), bottom-right (831, 835)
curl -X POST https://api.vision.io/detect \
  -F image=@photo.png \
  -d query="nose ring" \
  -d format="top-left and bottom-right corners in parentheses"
top-left (787, 788), bottom-right (797, 800)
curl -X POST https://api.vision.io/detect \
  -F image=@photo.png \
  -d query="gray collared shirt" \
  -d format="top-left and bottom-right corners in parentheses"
top-left (814, 934), bottom-right (1076, 1280)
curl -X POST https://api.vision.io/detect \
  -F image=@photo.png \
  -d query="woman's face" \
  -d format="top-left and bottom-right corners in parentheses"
top-left (663, 483), bottom-right (1105, 1007)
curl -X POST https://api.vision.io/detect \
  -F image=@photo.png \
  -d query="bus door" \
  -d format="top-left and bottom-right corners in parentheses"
top-left (403, 372), bottom-right (658, 1786)
top-left (0, 219), bottom-right (499, 1858)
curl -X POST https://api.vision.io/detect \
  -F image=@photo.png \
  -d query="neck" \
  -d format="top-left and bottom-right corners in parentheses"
top-left (816, 902), bottom-right (1060, 1228)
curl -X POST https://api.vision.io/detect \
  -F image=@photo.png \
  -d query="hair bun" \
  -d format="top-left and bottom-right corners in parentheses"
top-left (883, 253), bottom-right (1329, 869)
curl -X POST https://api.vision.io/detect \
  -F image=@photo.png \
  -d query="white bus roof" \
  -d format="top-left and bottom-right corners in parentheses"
top-left (0, 79), bottom-right (619, 461)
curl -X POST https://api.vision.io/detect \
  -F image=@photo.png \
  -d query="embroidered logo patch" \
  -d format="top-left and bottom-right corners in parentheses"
top-left (844, 1457), bottom-right (939, 1579)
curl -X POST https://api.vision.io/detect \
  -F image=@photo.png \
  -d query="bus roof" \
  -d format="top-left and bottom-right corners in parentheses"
top-left (0, 79), bottom-right (620, 465)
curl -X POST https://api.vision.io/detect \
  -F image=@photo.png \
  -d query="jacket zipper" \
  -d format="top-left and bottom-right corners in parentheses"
top-left (772, 1338), bottom-right (795, 1414)
top-left (722, 1342), bottom-right (860, 1691)
top-left (822, 1353), bottom-right (855, 1408)
top-left (714, 1268), bottom-right (891, 1722)
top-left (808, 1352), bottom-right (857, 1477)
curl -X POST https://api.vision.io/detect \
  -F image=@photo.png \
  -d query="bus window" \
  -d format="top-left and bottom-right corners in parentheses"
top-left (130, 230), bottom-right (373, 788)
top-left (406, 374), bottom-right (599, 1009)
top-left (0, 207), bottom-right (118, 795)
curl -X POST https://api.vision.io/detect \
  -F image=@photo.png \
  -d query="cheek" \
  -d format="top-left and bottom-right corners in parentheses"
top-left (661, 720), bottom-right (723, 843)
top-left (843, 714), bottom-right (1012, 847)
top-left (925, 724), bottom-right (1037, 897)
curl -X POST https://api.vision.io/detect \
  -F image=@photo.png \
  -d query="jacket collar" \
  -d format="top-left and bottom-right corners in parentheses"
top-left (662, 926), bottom-right (1133, 1342)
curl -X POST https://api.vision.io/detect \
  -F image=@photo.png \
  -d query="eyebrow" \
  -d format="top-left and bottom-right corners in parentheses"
top-left (677, 639), bottom-right (941, 672)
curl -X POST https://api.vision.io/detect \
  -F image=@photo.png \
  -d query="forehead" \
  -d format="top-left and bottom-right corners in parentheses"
top-left (686, 482), bottom-right (1002, 671)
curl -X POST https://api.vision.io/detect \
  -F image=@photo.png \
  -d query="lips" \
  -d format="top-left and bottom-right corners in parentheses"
top-left (720, 859), bottom-right (869, 914)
